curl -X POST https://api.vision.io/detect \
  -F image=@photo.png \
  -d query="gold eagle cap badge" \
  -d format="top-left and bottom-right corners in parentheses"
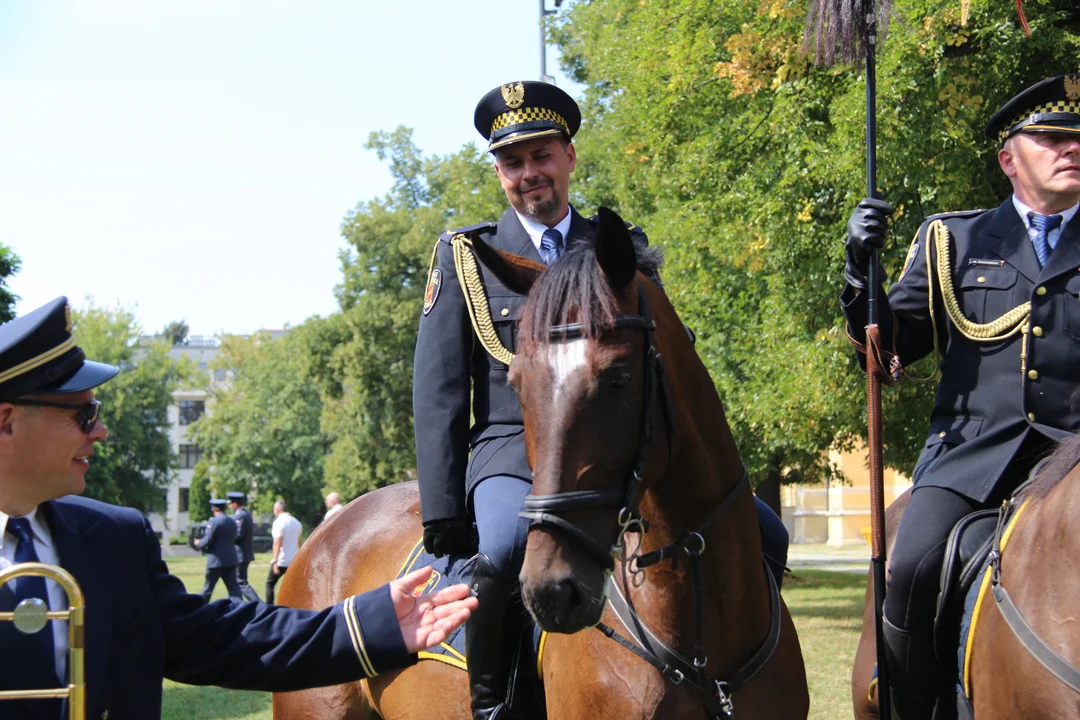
top-left (1065, 75), bottom-right (1080, 101)
top-left (501, 82), bottom-right (525, 109)
top-left (64, 303), bottom-right (72, 333)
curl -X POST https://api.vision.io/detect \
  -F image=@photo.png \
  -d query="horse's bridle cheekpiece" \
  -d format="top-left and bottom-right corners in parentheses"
top-left (518, 279), bottom-right (782, 718)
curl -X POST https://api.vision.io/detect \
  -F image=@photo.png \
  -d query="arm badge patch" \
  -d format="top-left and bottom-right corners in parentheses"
top-left (423, 269), bottom-right (442, 315)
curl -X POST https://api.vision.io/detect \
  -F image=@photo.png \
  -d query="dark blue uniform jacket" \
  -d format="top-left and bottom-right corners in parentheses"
top-left (413, 206), bottom-right (651, 524)
top-left (201, 511), bottom-right (238, 568)
top-left (0, 495), bottom-right (414, 720)
top-left (842, 197), bottom-right (1080, 502)
top-left (233, 506), bottom-right (256, 563)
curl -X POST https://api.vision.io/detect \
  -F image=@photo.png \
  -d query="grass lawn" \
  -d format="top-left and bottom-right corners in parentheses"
top-left (160, 555), bottom-right (866, 719)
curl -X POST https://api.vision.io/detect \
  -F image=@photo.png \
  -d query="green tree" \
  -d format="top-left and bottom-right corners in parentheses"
top-left (323, 128), bottom-right (506, 498)
top-left (73, 303), bottom-right (191, 511)
top-left (188, 458), bottom-right (212, 523)
top-left (189, 324), bottom-right (329, 529)
top-left (552, 0), bottom-right (1080, 486)
top-left (161, 320), bottom-right (189, 346)
top-left (0, 246), bottom-right (20, 323)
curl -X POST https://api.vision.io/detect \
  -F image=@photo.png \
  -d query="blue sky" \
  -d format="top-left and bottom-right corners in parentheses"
top-left (0, 1), bottom-right (581, 336)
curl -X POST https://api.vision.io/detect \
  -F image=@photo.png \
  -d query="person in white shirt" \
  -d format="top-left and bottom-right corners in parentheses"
top-left (266, 499), bottom-right (303, 603)
top-left (323, 491), bottom-right (345, 522)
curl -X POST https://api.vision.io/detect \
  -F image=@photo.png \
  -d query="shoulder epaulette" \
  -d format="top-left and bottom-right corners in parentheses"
top-left (925, 208), bottom-right (989, 222)
top-left (439, 222), bottom-right (497, 244)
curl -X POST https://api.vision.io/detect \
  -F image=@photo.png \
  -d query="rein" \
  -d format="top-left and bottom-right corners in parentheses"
top-left (988, 497), bottom-right (1080, 694)
top-left (517, 279), bottom-right (780, 718)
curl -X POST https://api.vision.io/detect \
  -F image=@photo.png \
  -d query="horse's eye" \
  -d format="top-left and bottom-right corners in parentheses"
top-left (611, 371), bottom-right (632, 389)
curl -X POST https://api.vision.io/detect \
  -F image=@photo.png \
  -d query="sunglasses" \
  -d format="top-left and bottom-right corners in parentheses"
top-left (13, 399), bottom-right (102, 433)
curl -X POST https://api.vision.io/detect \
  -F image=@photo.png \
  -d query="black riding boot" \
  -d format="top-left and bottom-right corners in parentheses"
top-left (467, 554), bottom-right (525, 720)
top-left (882, 617), bottom-right (939, 720)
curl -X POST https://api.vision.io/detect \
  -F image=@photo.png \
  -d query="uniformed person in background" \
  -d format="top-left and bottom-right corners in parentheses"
top-left (0, 297), bottom-right (477, 719)
top-left (228, 490), bottom-right (260, 601)
top-left (195, 498), bottom-right (243, 602)
top-left (414, 81), bottom-right (789, 720)
top-left (842, 74), bottom-right (1080, 719)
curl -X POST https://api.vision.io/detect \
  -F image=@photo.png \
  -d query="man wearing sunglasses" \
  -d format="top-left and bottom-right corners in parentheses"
top-left (0, 296), bottom-right (478, 720)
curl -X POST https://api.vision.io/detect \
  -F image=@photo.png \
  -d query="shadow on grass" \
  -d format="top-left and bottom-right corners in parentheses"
top-left (163, 683), bottom-right (271, 719)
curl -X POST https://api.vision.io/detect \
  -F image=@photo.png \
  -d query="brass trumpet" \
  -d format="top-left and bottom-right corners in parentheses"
top-left (0, 561), bottom-right (85, 720)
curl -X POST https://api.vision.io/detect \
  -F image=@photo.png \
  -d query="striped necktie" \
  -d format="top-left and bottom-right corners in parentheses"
top-left (539, 228), bottom-right (564, 265)
top-left (1029, 212), bottom-right (1063, 268)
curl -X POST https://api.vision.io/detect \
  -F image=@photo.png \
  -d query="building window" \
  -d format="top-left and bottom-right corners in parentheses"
top-left (178, 444), bottom-right (203, 469)
top-left (178, 400), bottom-right (205, 426)
top-left (178, 488), bottom-right (190, 513)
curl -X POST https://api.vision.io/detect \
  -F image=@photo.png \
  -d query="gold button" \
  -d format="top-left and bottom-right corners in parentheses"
top-left (1036, 286), bottom-right (1047, 296)
top-left (938, 431), bottom-right (947, 438)
top-left (1028, 369), bottom-right (1039, 380)
top-left (976, 276), bottom-right (986, 283)
top-left (500, 308), bottom-right (510, 317)
top-left (1028, 413), bottom-right (1036, 422)
top-left (1032, 326), bottom-right (1044, 337)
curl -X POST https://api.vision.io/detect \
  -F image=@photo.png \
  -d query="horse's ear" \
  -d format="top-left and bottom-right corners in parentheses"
top-left (594, 206), bottom-right (637, 291)
top-left (470, 235), bottom-right (544, 296)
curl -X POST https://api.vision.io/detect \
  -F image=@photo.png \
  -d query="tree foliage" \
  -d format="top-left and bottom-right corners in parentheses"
top-left (161, 320), bottom-right (189, 346)
top-left (188, 326), bottom-right (328, 529)
top-left (73, 303), bottom-right (190, 511)
top-left (0, 245), bottom-right (20, 323)
top-left (552, 0), bottom-right (1080, 484)
top-left (321, 129), bottom-right (506, 498)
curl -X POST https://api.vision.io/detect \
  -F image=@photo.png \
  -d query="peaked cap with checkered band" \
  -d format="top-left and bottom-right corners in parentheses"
top-left (985, 73), bottom-right (1080, 143)
top-left (474, 81), bottom-right (581, 152)
top-left (0, 297), bottom-right (118, 401)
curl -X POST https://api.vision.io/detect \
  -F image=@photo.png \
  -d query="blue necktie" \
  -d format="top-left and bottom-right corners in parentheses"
top-left (539, 228), bottom-right (564, 265)
top-left (4, 518), bottom-right (58, 686)
top-left (1029, 212), bottom-right (1063, 268)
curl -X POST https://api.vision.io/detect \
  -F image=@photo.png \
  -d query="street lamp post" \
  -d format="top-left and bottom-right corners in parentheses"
top-left (539, 0), bottom-right (562, 84)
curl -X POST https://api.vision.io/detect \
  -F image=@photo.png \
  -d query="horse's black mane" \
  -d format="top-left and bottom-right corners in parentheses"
top-left (518, 242), bottom-right (663, 347)
top-left (1021, 431), bottom-right (1080, 501)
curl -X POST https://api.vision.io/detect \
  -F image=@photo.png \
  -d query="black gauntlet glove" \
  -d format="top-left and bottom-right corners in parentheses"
top-left (845, 197), bottom-right (894, 289)
top-left (422, 518), bottom-right (478, 559)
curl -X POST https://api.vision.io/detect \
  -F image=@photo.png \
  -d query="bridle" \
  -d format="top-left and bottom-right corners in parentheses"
top-left (518, 277), bottom-right (674, 571)
top-left (516, 277), bottom-right (781, 718)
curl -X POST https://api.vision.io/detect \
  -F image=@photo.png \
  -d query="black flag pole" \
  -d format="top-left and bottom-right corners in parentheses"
top-left (804, 0), bottom-right (892, 717)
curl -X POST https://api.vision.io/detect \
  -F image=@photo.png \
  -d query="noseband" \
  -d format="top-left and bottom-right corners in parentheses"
top-left (518, 278), bottom-right (675, 571)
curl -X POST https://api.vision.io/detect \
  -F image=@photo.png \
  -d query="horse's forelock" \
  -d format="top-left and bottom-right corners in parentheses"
top-left (518, 247), bottom-right (621, 347)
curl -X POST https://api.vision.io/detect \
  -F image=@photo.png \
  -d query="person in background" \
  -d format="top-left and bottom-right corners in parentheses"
top-left (266, 498), bottom-right (302, 603)
top-left (228, 490), bottom-right (260, 601)
top-left (324, 491), bottom-right (344, 522)
top-left (194, 498), bottom-right (242, 602)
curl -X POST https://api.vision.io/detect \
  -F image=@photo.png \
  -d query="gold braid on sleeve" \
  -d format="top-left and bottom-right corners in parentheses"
top-left (924, 219), bottom-right (1032, 382)
top-left (451, 233), bottom-right (516, 365)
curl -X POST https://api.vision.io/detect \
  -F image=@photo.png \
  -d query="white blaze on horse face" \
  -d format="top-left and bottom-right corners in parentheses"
top-left (547, 339), bottom-right (589, 398)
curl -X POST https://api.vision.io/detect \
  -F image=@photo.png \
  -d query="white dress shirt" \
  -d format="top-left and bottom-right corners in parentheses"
top-left (514, 205), bottom-right (574, 254)
top-left (0, 507), bottom-right (68, 681)
top-left (1011, 195), bottom-right (1079, 252)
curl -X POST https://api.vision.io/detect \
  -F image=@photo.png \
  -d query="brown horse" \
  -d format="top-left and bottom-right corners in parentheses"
top-left (853, 434), bottom-right (1080, 720)
top-left (274, 208), bottom-right (808, 719)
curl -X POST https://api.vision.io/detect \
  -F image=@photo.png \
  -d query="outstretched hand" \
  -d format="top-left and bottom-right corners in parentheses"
top-left (390, 565), bottom-right (478, 654)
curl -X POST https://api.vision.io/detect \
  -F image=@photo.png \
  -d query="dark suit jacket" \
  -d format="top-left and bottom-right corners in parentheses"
top-left (201, 511), bottom-right (238, 568)
top-left (233, 506), bottom-right (256, 563)
top-left (413, 206), bottom-right (652, 524)
top-left (0, 496), bottom-right (414, 720)
top-left (842, 197), bottom-right (1080, 502)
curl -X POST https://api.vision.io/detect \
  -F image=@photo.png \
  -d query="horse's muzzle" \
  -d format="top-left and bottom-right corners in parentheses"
top-left (521, 574), bottom-right (606, 633)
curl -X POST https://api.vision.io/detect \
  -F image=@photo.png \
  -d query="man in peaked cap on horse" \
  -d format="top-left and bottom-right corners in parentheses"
top-left (413, 80), bottom-right (791, 720)
top-left (0, 297), bottom-right (477, 719)
top-left (842, 74), bottom-right (1080, 719)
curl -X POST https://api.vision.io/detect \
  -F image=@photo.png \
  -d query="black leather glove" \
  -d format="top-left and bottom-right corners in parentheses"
top-left (845, 197), bottom-right (894, 289)
top-left (422, 518), bottom-right (478, 559)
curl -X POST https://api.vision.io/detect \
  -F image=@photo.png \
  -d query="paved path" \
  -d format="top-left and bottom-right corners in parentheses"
top-left (788, 543), bottom-right (871, 574)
